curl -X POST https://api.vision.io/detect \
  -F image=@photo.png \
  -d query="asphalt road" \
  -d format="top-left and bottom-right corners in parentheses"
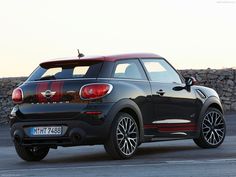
top-left (0, 113), bottom-right (236, 177)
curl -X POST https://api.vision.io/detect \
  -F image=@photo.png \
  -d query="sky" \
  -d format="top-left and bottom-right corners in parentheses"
top-left (0, 0), bottom-right (236, 77)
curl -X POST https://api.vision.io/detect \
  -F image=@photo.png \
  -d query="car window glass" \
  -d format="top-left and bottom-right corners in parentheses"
top-left (113, 60), bottom-right (146, 80)
top-left (142, 59), bottom-right (182, 84)
top-left (42, 67), bottom-right (62, 78)
top-left (73, 66), bottom-right (89, 77)
top-left (27, 61), bottom-right (103, 81)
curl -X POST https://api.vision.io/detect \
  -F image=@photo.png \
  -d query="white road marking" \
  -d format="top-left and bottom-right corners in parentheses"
top-left (1, 158), bottom-right (236, 173)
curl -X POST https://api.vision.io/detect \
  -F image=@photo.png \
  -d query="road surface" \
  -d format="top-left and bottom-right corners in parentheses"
top-left (0, 113), bottom-right (235, 177)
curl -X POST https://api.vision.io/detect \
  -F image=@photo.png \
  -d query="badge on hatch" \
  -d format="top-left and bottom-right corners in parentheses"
top-left (41, 90), bottom-right (56, 98)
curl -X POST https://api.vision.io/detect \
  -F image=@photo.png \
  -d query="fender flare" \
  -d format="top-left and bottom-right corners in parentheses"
top-left (199, 96), bottom-right (223, 117)
top-left (105, 98), bottom-right (144, 143)
top-left (196, 96), bottom-right (223, 135)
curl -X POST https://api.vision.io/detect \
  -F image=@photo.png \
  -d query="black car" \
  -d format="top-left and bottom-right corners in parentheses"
top-left (10, 53), bottom-right (226, 161)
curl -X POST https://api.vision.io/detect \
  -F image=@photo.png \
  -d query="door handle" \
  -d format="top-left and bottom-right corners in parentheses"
top-left (156, 89), bottom-right (165, 96)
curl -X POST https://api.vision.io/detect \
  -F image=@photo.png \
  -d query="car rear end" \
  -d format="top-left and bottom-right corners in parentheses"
top-left (10, 58), bottom-right (114, 147)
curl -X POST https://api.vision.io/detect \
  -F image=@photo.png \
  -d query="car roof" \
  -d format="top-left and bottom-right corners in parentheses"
top-left (40, 53), bottom-right (162, 66)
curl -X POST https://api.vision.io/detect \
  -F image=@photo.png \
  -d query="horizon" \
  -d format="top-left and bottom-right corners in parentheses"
top-left (0, 0), bottom-right (236, 77)
top-left (1, 64), bottom-right (236, 79)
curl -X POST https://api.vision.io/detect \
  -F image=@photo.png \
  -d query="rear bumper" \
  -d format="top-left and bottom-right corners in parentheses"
top-left (10, 102), bottom-right (115, 147)
top-left (10, 118), bottom-right (111, 147)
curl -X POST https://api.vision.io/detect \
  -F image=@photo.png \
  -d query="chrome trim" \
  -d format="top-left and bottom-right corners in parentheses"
top-left (149, 81), bottom-right (184, 85)
top-left (171, 132), bottom-right (187, 136)
top-left (26, 78), bottom-right (97, 83)
top-left (13, 87), bottom-right (24, 104)
top-left (196, 89), bottom-right (206, 99)
top-left (79, 83), bottom-right (113, 100)
top-left (10, 106), bottom-right (18, 119)
top-left (20, 87), bottom-right (24, 103)
top-left (26, 77), bottom-right (149, 83)
top-left (30, 101), bottom-right (70, 104)
top-left (98, 78), bottom-right (149, 82)
top-left (66, 90), bottom-right (76, 94)
top-left (152, 119), bottom-right (191, 124)
top-left (41, 90), bottom-right (56, 98)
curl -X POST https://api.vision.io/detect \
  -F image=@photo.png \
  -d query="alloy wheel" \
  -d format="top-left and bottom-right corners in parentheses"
top-left (116, 116), bottom-right (138, 156)
top-left (202, 111), bottom-right (225, 146)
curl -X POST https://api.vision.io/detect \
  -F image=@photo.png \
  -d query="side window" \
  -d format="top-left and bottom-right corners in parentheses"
top-left (142, 59), bottom-right (182, 84)
top-left (113, 60), bottom-right (146, 80)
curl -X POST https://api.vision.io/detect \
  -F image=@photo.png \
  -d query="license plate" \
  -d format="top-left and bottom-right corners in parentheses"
top-left (30, 126), bottom-right (62, 136)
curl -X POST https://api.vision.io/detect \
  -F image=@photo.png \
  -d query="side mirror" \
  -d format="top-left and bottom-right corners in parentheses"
top-left (185, 77), bottom-right (197, 87)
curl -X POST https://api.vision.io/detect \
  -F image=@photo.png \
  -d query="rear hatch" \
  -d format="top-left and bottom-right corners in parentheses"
top-left (17, 59), bottom-right (104, 120)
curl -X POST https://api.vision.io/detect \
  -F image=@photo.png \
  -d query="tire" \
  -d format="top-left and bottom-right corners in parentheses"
top-left (104, 112), bottom-right (139, 159)
top-left (193, 107), bottom-right (226, 148)
top-left (14, 143), bottom-right (49, 161)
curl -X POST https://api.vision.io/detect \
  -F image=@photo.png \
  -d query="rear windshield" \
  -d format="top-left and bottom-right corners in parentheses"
top-left (27, 61), bottom-right (103, 81)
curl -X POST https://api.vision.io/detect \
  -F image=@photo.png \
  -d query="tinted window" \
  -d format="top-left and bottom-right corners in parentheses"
top-left (73, 66), bottom-right (89, 77)
top-left (41, 67), bottom-right (62, 78)
top-left (113, 60), bottom-right (146, 80)
top-left (27, 61), bottom-right (103, 81)
top-left (142, 59), bottom-right (182, 84)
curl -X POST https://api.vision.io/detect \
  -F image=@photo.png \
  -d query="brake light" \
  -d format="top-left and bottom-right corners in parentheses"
top-left (80, 83), bottom-right (112, 100)
top-left (12, 88), bottom-right (23, 104)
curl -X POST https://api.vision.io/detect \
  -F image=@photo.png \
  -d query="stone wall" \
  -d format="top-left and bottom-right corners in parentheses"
top-left (0, 77), bottom-right (27, 123)
top-left (179, 69), bottom-right (236, 112)
top-left (0, 69), bottom-right (236, 123)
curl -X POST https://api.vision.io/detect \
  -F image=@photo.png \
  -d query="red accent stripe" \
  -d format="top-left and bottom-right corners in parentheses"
top-left (158, 127), bottom-right (197, 132)
top-left (36, 82), bottom-right (49, 103)
top-left (144, 123), bottom-right (197, 132)
top-left (144, 123), bottom-right (196, 128)
top-left (84, 111), bottom-right (102, 115)
top-left (51, 81), bottom-right (64, 102)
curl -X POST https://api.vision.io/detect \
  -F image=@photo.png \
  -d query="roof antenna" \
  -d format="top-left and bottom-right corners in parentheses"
top-left (77, 49), bottom-right (84, 59)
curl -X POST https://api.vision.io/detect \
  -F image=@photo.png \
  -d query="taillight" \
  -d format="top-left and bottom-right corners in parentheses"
top-left (80, 83), bottom-right (113, 100)
top-left (12, 88), bottom-right (23, 104)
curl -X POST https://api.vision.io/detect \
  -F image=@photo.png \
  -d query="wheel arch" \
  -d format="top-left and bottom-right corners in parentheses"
top-left (105, 98), bottom-right (144, 143)
top-left (208, 103), bottom-right (223, 113)
top-left (195, 96), bottom-right (224, 136)
top-left (200, 96), bottom-right (224, 117)
top-left (193, 98), bottom-right (226, 148)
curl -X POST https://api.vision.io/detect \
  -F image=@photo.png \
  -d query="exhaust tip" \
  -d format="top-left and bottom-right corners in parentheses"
top-left (69, 128), bottom-right (85, 145)
top-left (71, 134), bottom-right (81, 144)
